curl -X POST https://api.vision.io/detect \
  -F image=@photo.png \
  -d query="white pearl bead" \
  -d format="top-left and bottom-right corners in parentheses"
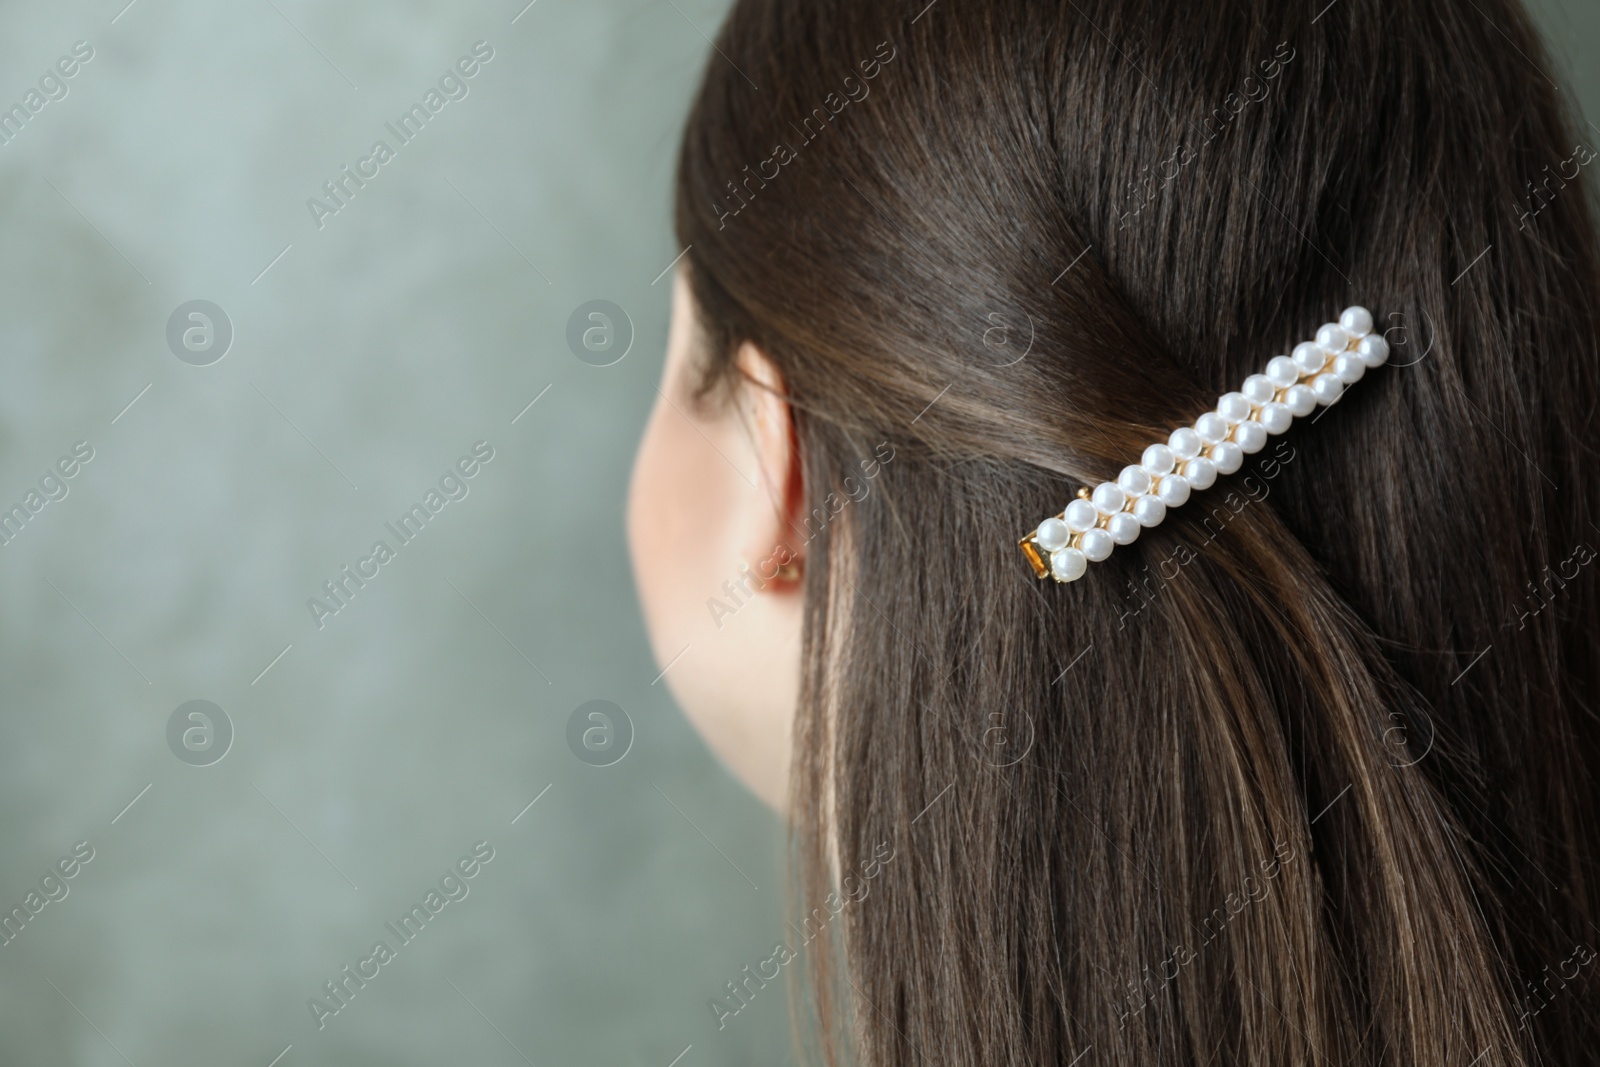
top-left (1064, 498), bottom-right (1100, 532)
top-left (1242, 374), bottom-right (1276, 406)
top-left (1311, 372), bottom-right (1344, 405)
top-left (1156, 474), bottom-right (1190, 508)
top-left (1356, 334), bottom-right (1389, 367)
top-left (1182, 456), bottom-right (1217, 490)
top-left (1079, 527), bottom-right (1114, 562)
top-left (1233, 419), bottom-right (1268, 453)
top-left (1105, 511), bottom-right (1141, 545)
top-left (1284, 383), bottom-right (1316, 416)
top-left (1332, 353), bottom-right (1365, 384)
top-left (1217, 393), bottom-right (1253, 425)
top-left (1117, 465), bottom-right (1151, 497)
top-left (1316, 323), bottom-right (1350, 353)
top-left (1091, 482), bottom-right (1125, 514)
top-left (1132, 494), bottom-right (1167, 528)
top-left (1141, 444), bottom-right (1176, 476)
top-left (1258, 401), bottom-right (1293, 434)
top-left (1050, 546), bottom-right (1087, 582)
top-left (1339, 305), bottom-right (1373, 337)
top-left (1292, 341), bottom-right (1327, 375)
top-left (1210, 440), bottom-right (1243, 474)
top-left (1168, 427), bottom-right (1202, 460)
top-left (1035, 517), bottom-right (1069, 551)
top-left (1195, 412), bottom-right (1231, 443)
top-left (1266, 356), bottom-right (1300, 389)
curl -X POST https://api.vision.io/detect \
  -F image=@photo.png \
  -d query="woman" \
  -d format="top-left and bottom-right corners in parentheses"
top-left (629, 0), bottom-right (1600, 1062)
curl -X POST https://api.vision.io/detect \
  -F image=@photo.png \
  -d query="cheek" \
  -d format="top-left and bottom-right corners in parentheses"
top-left (626, 395), bottom-right (732, 661)
top-left (626, 405), bottom-right (676, 641)
top-left (626, 386), bottom-right (794, 809)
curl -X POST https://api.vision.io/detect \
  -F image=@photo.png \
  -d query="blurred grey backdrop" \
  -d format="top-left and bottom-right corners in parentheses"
top-left (0, 1), bottom-right (1595, 1065)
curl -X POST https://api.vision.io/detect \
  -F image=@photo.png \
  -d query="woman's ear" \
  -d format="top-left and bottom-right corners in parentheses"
top-left (735, 341), bottom-right (805, 582)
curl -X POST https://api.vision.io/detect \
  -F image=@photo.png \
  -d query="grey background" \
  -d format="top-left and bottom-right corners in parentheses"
top-left (0, 1), bottom-right (1594, 1065)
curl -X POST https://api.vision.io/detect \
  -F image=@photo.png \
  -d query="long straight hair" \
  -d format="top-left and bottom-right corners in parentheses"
top-left (673, 0), bottom-right (1600, 1063)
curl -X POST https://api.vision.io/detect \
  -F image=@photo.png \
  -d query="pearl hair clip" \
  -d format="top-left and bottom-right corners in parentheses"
top-left (1020, 306), bottom-right (1389, 583)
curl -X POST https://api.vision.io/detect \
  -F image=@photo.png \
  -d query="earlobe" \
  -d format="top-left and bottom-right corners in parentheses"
top-left (746, 542), bottom-right (803, 588)
top-left (736, 342), bottom-right (806, 585)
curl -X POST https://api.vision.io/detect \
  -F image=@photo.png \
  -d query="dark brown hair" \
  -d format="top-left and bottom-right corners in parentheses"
top-left (673, 0), bottom-right (1600, 1063)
